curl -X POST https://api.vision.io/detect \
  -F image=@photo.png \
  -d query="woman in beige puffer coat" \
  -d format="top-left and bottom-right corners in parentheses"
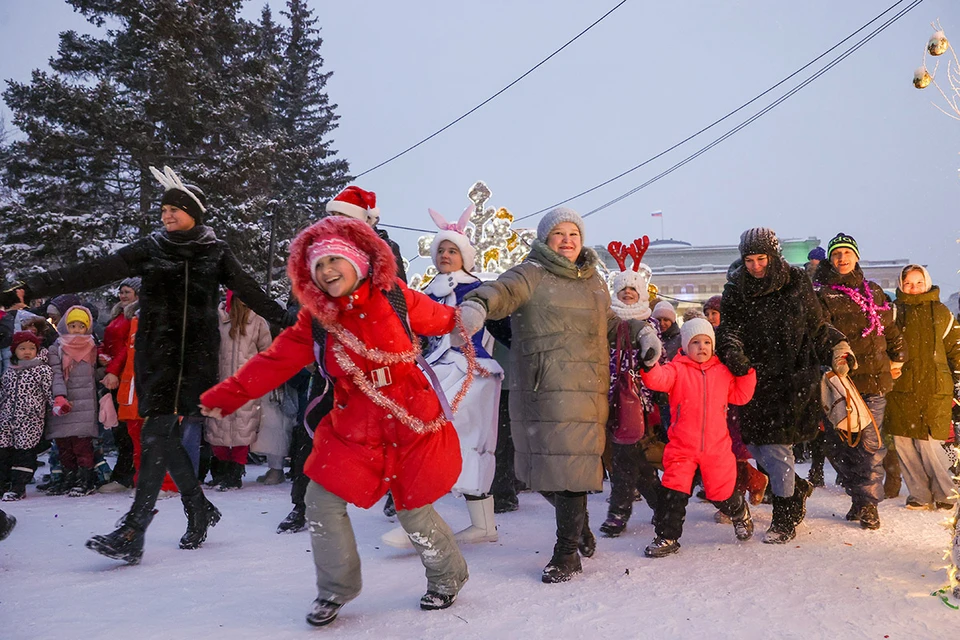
top-left (461, 207), bottom-right (661, 584)
top-left (204, 293), bottom-right (272, 490)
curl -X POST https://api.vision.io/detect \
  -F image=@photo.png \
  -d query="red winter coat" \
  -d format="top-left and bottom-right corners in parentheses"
top-left (99, 303), bottom-right (136, 376)
top-left (201, 216), bottom-right (461, 511)
top-left (641, 354), bottom-right (756, 501)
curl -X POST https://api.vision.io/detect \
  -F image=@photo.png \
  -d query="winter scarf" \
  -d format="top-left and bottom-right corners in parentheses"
top-left (611, 297), bottom-right (652, 321)
top-left (728, 255), bottom-right (791, 299)
top-left (152, 225), bottom-right (218, 259)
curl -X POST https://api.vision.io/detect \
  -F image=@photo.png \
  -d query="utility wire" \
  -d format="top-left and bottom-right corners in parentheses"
top-left (580, 0), bottom-right (924, 219)
top-left (516, 0), bottom-right (912, 221)
top-left (353, 0), bottom-right (628, 179)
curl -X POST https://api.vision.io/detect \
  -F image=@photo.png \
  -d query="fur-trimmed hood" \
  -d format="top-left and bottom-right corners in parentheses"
top-left (288, 216), bottom-right (399, 326)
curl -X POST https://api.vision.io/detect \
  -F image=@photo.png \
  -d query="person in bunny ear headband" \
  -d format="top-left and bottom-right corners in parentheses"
top-left (1, 165), bottom-right (289, 564)
top-left (600, 237), bottom-right (664, 539)
top-left (380, 206), bottom-right (505, 549)
top-left (458, 207), bottom-right (662, 584)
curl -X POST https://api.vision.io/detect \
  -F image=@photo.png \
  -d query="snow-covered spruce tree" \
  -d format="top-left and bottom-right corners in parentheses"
top-left (0, 0), bottom-right (348, 285)
top-left (269, 0), bottom-right (351, 285)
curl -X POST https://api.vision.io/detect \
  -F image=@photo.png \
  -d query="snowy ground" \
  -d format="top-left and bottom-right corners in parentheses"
top-left (0, 461), bottom-right (955, 640)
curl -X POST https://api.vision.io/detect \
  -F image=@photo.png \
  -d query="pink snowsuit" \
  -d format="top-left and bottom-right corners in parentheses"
top-left (641, 354), bottom-right (756, 501)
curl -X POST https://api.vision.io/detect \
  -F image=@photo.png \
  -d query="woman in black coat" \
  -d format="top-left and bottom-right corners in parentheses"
top-left (717, 227), bottom-right (848, 544)
top-left (1, 166), bottom-right (288, 564)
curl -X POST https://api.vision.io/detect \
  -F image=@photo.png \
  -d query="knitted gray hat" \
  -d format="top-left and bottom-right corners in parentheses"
top-left (537, 207), bottom-right (585, 243)
top-left (119, 277), bottom-right (142, 294)
top-left (738, 227), bottom-right (781, 257)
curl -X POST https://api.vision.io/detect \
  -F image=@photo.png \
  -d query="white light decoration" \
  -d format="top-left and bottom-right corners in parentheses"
top-left (409, 180), bottom-right (538, 289)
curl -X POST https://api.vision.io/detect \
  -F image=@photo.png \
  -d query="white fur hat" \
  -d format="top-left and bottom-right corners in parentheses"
top-left (428, 205), bottom-right (477, 272)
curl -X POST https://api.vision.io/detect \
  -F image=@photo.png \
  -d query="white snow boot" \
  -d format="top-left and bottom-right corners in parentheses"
top-left (455, 496), bottom-right (498, 544)
top-left (380, 524), bottom-right (413, 549)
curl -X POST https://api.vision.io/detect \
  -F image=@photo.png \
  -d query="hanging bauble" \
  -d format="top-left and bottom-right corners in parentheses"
top-left (648, 283), bottom-right (659, 298)
top-left (928, 30), bottom-right (950, 56)
top-left (914, 66), bottom-right (932, 89)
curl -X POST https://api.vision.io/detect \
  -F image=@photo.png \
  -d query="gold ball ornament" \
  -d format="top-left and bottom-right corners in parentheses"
top-left (914, 66), bottom-right (932, 89)
top-left (648, 283), bottom-right (659, 298)
top-left (928, 30), bottom-right (950, 56)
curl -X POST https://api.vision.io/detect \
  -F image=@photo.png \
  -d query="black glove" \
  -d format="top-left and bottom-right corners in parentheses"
top-left (724, 351), bottom-right (752, 377)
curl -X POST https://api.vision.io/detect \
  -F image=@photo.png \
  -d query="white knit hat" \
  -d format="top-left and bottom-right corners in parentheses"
top-left (680, 317), bottom-right (715, 354)
top-left (537, 207), bottom-right (585, 243)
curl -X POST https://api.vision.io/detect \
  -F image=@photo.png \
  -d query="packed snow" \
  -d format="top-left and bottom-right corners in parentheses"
top-left (0, 459), bottom-right (955, 639)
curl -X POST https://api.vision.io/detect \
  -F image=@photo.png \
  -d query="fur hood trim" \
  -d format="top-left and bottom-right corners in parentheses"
top-left (288, 216), bottom-right (399, 326)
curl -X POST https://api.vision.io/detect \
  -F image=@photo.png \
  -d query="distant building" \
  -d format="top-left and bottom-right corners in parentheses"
top-left (595, 236), bottom-right (910, 307)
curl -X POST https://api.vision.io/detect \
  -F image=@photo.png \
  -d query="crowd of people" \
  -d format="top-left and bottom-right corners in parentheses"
top-left (1, 169), bottom-right (959, 629)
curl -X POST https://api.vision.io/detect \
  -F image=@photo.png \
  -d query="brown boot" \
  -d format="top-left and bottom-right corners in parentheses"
top-left (883, 449), bottom-right (901, 499)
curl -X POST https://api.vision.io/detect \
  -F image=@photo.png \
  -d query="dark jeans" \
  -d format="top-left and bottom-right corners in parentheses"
top-left (607, 441), bottom-right (661, 520)
top-left (824, 393), bottom-right (886, 507)
top-left (129, 415), bottom-right (202, 521)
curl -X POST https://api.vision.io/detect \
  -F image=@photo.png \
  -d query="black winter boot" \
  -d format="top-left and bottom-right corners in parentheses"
top-left (216, 461), bottom-right (243, 491)
top-left (0, 509), bottom-right (15, 540)
top-left (763, 496), bottom-right (796, 544)
top-left (277, 504), bottom-right (307, 534)
top-left (47, 468), bottom-right (76, 496)
top-left (68, 468), bottom-right (97, 497)
top-left (858, 503), bottom-right (880, 530)
top-left (579, 508), bottom-right (596, 558)
top-left (2, 467), bottom-right (32, 501)
top-left (714, 492), bottom-right (753, 541)
top-left (542, 493), bottom-right (586, 584)
top-left (793, 476), bottom-right (814, 526)
top-left (179, 489), bottom-right (220, 549)
top-left (85, 508), bottom-right (156, 564)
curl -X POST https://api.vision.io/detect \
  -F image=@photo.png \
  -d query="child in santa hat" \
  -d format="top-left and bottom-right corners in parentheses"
top-left (0, 331), bottom-right (53, 500)
top-left (381, 206), bottom-right (504, 549)
top-left (201, 216), bottom-right (473, 627)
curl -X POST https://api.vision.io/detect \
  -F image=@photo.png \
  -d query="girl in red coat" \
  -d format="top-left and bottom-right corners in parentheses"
top-left (200, 215), bottom-right (470, 628)
top-left (640, 317), bottom-right (757, 557)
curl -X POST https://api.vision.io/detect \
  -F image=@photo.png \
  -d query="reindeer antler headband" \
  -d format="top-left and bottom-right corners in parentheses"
top-left (607, 236), bottom-right (650, 273)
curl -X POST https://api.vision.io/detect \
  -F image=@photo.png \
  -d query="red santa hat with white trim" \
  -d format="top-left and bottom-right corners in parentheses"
top-left (325, 186), bottom-right (381, 225)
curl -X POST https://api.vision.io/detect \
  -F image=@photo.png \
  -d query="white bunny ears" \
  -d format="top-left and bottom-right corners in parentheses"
top-left (428, 204), bottom-right (474, 233)
top-left (149, 165), bottom-right (207, 214)
top-left (428, 205), bottom-right (477, 271)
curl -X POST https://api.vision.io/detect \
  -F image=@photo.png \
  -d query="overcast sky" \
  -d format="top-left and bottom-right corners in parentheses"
top-left (1, 1), bottom-right (958, 293)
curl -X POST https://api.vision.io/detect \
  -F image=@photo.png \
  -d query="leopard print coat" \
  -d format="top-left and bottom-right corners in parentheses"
top-left (0, 359), bottom-right (53, 449)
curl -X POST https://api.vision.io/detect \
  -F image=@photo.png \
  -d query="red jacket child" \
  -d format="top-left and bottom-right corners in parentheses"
top-left (200, 216), bottom-right (463, 511)
top-left (641, 326), bottom-right (756, 502)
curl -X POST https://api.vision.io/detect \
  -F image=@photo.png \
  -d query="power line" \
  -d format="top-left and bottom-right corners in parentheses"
top-left (352, 0), bottom-right (628, 179)
top-left (580, 0), bottom-right (924, 219)
top-left (516, 0), bottom-right (913, 222)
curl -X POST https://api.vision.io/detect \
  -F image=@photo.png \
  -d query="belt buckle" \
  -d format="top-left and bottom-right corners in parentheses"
top-left (371, 366), bottom-right (392, 388)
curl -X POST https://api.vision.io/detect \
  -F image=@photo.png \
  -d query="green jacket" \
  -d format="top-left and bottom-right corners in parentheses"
top-left (886, 286), bottom-right (960, 440)
top-left (465, 241), bottom-right (645, 492)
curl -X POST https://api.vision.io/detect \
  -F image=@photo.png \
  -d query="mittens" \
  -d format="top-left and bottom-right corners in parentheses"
top-left (459, 300), bottom-right (487, 337)
top-left (53, 396), bottom-right (72, 416)
top-left (636, 325), bottom-right (662, 368)
top-left (725, 352), bottom-right (752, 377)
top-left (832, 341), bottom-right (858, 376)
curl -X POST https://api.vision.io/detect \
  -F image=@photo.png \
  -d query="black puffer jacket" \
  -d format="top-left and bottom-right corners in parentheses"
top-left (717, 258), bottom-right (845, 445)
top-left (8, 228), bottom-right (286, 417)
top-left (813, 262), bottom-right (906, 395)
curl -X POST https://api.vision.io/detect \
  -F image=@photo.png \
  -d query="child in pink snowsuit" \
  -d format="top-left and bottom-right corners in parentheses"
top-left (640, 318), bottom-right (757, 557)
